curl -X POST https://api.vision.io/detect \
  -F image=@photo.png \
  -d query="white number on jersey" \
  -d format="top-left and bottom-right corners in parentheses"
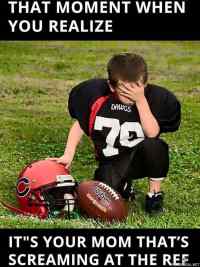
top-left (94, 116), bottom-right (145, 157)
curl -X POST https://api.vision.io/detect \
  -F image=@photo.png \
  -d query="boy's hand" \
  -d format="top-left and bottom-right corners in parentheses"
top-left (47, 153), bottom-right (73, 169)
top-left (118, 81), bottom-right (145, 104)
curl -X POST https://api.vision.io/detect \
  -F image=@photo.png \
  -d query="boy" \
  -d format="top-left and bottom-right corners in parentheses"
top-left (49, 53), bottom-right (181, 214)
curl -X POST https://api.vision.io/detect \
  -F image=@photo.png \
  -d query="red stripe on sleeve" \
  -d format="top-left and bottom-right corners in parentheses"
top-left (89, 95), bottom-right (110, 137)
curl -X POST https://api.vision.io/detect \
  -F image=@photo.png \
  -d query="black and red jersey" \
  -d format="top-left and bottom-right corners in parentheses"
top-left (68, 79), bottom-right (181, 161)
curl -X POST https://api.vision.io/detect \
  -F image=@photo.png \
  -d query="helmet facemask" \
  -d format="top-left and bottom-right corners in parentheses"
top-left (42, 182), bottom-right (77, 219)
top-left (40, 175), bottom-right (77, 219)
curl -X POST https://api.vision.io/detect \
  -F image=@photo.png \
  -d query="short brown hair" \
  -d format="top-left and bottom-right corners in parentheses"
top-left (107, 53), bottom-right (148, 88)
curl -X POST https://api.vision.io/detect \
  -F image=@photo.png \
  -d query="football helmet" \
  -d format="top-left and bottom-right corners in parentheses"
top-left (1, 160), bottom-right (77, 219)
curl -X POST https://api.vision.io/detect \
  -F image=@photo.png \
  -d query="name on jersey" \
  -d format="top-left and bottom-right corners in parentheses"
top-left (111, 104), bottom-right (132, 113)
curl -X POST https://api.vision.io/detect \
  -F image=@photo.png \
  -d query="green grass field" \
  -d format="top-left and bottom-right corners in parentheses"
top-left (0, 41), bottom-right (199, 228)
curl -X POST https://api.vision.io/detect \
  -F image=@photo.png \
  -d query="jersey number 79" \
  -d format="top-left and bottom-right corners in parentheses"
top-left (94, 116), bottom-right (145, 157)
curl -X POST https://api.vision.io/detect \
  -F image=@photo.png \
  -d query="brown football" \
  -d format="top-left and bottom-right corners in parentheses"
top-left (77, 180), bottom-right (128, 222)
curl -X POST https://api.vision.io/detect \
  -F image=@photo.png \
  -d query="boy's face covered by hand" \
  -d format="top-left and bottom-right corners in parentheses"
top-left (114, 80), bottom-right (145, 105)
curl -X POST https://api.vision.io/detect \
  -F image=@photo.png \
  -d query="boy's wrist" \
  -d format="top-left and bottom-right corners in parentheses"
top-left (64, 149), bottom-right (75, 157)
top-left (135, 96), bottom-right (147, 107)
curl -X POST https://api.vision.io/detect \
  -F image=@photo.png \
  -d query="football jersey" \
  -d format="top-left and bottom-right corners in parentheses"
top-left (68, 79), bottom-right (181, 161)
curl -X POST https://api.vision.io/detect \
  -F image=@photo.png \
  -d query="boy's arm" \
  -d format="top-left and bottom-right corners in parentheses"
top-left (48, 120), bottom-right (84, 168)
top-left (64, 120), bottom-right (84, 157)
top-left (136, 97), bottom-right (160, 137)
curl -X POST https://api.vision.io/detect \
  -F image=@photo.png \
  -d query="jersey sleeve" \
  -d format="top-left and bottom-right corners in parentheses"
top-left (146, 85), bottom-right (181, 134)
top-left (68, 79), bottom-right (110, 135)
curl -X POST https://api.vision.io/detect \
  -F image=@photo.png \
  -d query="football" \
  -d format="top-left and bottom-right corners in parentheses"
top-left (77, 180), bottom-right (128, 222)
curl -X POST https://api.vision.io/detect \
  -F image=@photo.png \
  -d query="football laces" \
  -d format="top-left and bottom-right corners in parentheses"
top-left (99, 182), bottom-right (119, 200)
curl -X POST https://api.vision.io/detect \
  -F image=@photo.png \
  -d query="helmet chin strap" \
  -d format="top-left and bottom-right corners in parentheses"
top-left (0, 199), bottom-right (33, 216)
top-left (1, 199), bottom-right (49, 219)
top-left (0, 199), bottom-right (48, 219)
top-left (0, 198), bottom-right (71, 219)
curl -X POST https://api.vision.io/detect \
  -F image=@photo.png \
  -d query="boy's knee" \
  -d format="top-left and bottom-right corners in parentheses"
top-left (142, 138), bottom-right (168, 157)
top-left (140, 138), bottom-right (169, 176)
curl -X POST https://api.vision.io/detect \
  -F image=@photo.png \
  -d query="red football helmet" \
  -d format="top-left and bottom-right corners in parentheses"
top-left (1, 160), bottom-right (77, 219)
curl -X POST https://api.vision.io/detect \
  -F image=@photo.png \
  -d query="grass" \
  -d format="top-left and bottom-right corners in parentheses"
top-left (0, 41), bottom-right (199, 228)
